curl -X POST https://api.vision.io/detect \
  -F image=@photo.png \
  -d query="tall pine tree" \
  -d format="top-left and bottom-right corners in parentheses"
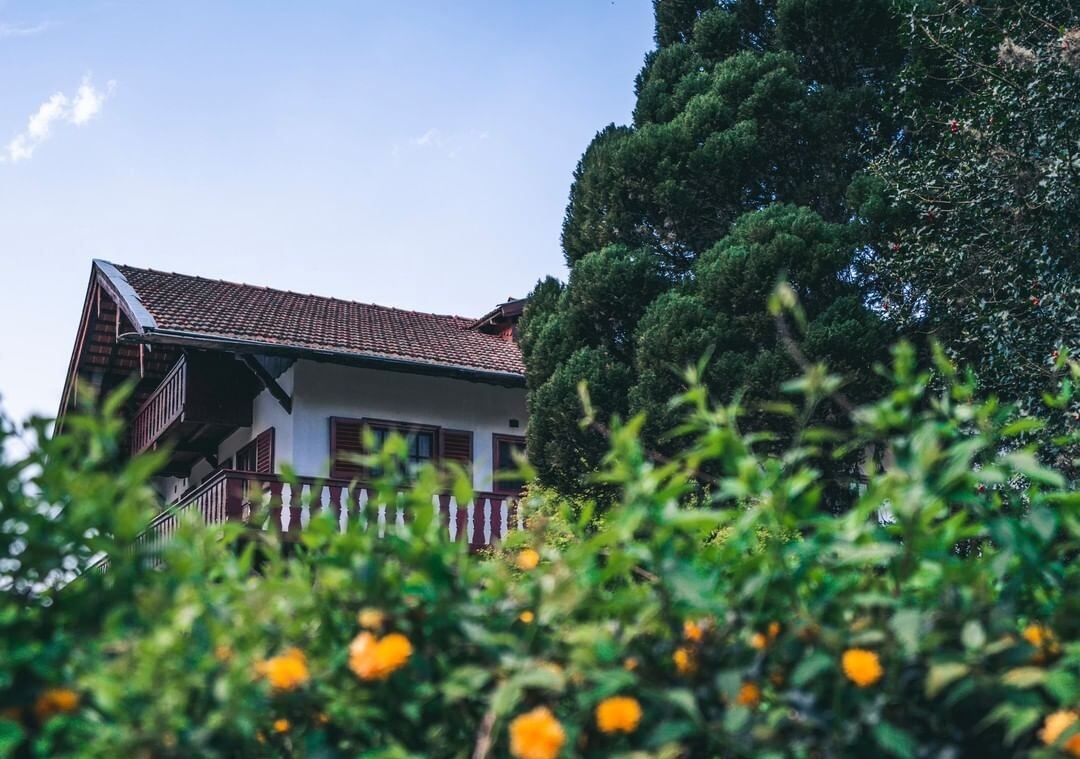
top-left (521, 0), bottom-right (904, 498)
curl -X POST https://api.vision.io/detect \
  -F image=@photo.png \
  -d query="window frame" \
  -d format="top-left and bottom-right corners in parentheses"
top-left (234, 428), bottom-right (275, 474)
top-left (491, 433), bottom-right (527, 494)
top-left (329, 416), bottom-right (440, 482)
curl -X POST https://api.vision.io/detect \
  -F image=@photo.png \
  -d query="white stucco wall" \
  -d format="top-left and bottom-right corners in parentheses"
top-left (156, 361), bottom-right (525, 497)
top-left (286, 360), bottom-right (527, 491)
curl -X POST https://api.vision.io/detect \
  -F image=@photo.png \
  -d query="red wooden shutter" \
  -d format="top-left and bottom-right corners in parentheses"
top-left (235, 428), bottom-right (274, 474)
top-left (331, 418), bottom-right (366, 480)
top-left (254, 428), bottom-right (275, 474)
top-left (440, 429), bottom-right (473, 475)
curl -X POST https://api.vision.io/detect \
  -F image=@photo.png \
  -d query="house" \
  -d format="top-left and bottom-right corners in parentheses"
top-left (58, 260), bottom-right (529, 548)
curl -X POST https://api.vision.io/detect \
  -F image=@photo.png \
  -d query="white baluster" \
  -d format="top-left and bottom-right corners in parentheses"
top-left (466, 499), bottom-right (475, 544)
top-left (447, 495), bottom-right (458, 541)
top-left (501, 499), bottom-right (509, 540)
top-left (300, 483), bottom-right (311, 530)
top-left (320, 485), bottom-right (330, 522)
top-left (280, 483), bottom-right (292, 532)
top-left (483, 498), bottom-right (492, 545)
top-left (395, 492), bottom-right (406, 532)
top-left (358, 488), bottom-right (369, 530)
top-left (433, 493), bottom-right (442, 528)
top-left (377, 503), bottom-right (387, 537)
top-left (338, 487), bottom-right (349, 533)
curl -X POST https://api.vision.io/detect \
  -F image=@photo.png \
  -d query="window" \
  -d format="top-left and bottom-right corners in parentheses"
top-left (235, 428), bottom-right (274, 474)
top-left (370, 424), bottom-right (435, 480)
top-left (492, 434), bottom-right (526, 494)
top-left (330, 417), bottom-right (444, 481)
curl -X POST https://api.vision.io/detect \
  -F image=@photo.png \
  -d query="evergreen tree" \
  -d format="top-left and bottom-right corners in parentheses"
top-left (522, 0), bottom-right (905, 498)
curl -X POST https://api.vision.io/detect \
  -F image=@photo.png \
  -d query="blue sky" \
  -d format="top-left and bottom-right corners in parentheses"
top-left (0, 1), bottom-right (654, 424)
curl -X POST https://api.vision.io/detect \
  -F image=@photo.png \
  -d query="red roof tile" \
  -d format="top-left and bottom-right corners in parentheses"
top-left (111, 263), bottom-right (525, 378)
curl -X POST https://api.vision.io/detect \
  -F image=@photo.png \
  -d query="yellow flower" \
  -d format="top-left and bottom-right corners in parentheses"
top-left (1040, 711), bottom-right (1080, 756)
top-left (736, 682), bottom-right (761, 707)
top-left (595, 696), bottom-right (642, 734)
top-left (623, 657), bottom-right (639, 671)
top-left (842, 648), bottom-right (883, 688)
top-left (673, 647), bottom-right (696, 675)
top-left (509, 706), bottom-right (565, 759)
top-left (516, 548), bottom-right (540, 571)
top-left (519, 610), bottom-right (535, 624)
top-left (273, 718), bottom-right (291, 733)
top-left (767, 621), bottom-right (781, 640)
top-left (214, 644), bottom-right (234, 662)
top-left (257, 648), bottom-right (310, 692)
top-left (683, 619), bottom-right (705, 642)
top-left (348, 632), bottom-right (413, 681)
top-left (357, 608), bottom-right (386, 630)
top-left (750, 632), bottom-right (768, 650)
top-left (314, 712), bottom-right (330, 726)
top-left (33, 689), bottom-right (80, 721)
top-left (1023, 624), bottom-right (1060, 662)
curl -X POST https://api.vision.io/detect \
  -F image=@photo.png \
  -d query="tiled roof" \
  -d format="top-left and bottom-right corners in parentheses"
top-left (108, 263), bottom-right (525, 378)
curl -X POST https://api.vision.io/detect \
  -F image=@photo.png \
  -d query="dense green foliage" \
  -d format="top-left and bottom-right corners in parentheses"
top-left (522, 0), bottom-right (1078, 495)
top-left (2, 349), bottom-right (1079, 757)
top-left (521, 0), bottom-right (905, 496)
top-left (862, 0), bottom-right (1079, 462)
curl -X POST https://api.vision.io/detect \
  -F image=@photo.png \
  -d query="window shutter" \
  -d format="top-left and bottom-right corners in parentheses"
top-left (235, 428), bottom-right (274, 474)
top-left (440, 429), bottom-right (473, 475)
top-left (254, 428), bottom-right (275, 474)
top-left (331, 418), bottom-right (366, 480)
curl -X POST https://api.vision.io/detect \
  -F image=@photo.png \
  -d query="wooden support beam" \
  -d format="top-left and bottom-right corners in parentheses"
top-left (239, 355), bottom-right (293, 414)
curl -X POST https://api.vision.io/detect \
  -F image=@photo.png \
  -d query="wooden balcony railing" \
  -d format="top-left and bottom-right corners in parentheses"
top-left (131, 356), bottom-right (187, 454)
top-left (133, 470), bottom-right (523, 559)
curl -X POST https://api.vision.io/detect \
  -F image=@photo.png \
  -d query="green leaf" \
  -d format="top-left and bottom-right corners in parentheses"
top-left (890, 608), bottom-right (923, 657)
top-left (1001, 667), bottom-right (1046, 689)
top-left (961, 620), bottom-right (986, 650)
top-left (873, 721), bottom-right (918, 759)
top-left (662, 688), bottom-right (701, 723)
top-left (0, 720), bottom-right (24, 759)
top-left (926, 662), bottom-right (970, 698)
top-left (1045, 670), bottom-right (1080, 705)
top-left (792, 652), bottom-right (833, 688)
top-left (1003, 452), bottom-right (1065, 487)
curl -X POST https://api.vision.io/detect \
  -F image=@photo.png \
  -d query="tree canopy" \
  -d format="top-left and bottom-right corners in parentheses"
top-left (862, 0), bottom-right (1079, 468)
top-left (521, 0), bottom-right (904, 497)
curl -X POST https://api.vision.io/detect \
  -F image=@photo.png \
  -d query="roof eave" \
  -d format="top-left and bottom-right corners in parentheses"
top-left (125, 328), bottom-right (527, 388)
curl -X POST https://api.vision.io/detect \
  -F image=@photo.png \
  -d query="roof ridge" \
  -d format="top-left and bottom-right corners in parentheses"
top-left (111, 261), bottom-right (481, 324)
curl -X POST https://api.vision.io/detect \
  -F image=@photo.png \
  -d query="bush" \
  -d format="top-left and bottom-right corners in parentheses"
top-left (1, 346), bottom-right (1078, 758)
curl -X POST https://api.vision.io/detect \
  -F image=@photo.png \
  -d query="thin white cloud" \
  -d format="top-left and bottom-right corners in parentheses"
top-left (2, 74), bottom-right (115, 163)
top-left (0, 22), bottom-right (48, 39)
top-left (399, 128), bottom-right (489, 159)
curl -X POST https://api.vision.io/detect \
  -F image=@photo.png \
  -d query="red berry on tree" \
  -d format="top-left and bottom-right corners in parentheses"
top-left (949, 119), bottom-right (959, 134)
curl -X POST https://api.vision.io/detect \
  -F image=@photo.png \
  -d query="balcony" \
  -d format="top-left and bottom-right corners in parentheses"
top-left (137, 470), bottom-right (523, 557)
top-left (130, 353), bottom-right (258, 475)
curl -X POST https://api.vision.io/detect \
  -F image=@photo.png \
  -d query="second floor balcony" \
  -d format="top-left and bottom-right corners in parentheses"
top-left (130, 353), bottom-right (259, 474)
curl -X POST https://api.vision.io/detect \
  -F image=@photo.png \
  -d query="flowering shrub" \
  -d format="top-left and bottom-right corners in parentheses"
top-left (0, 343), bottom-right (1078, 757)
